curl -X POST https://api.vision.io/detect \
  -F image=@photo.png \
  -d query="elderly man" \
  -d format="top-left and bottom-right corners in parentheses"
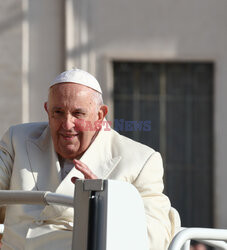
top-left (0, 69), bottom-right (180, 250)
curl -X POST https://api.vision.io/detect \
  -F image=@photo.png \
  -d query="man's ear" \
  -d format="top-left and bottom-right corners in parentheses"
top-left (44, 102), bottom-right (48, 113)
top-left (98, 105), bottom-right (108, 120)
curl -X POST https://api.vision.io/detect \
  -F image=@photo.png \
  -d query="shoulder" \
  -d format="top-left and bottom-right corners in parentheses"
top-left (9, 122), bottom-right (48, 140)
top-left (102, 129), bottom-right (161, 181)
top-left (102, 129), bottom-right (156, 170)
top-left (9, 122), bottom-right (48, 133)
top-left (110, 129), bottom-right (155, 155)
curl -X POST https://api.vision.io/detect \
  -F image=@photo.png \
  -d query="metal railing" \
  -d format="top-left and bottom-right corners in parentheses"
top-left (0, 190), bottom-right (74, 207)
top-left (0, 180), bottom-right (150, 250)
top-left (168, 227), bottom-right (227, 250)
top-left (0, 190), bottom-right (74, 238)
top-left (1, 190), bottom-right (227, 250)
top-left (0, 191), bottom-right (74, 233)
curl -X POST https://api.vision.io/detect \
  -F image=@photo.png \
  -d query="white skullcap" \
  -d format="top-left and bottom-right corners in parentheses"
top-left (50, 68), bottom-right (102, 94)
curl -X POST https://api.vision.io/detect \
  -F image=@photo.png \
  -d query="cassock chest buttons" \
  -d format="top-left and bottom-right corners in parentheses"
top-left (35, 219), bottom-right (44, 226)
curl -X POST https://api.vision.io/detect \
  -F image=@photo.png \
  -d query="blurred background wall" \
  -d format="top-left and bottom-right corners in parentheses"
top-left (0, 0), bottom-right (227, 229)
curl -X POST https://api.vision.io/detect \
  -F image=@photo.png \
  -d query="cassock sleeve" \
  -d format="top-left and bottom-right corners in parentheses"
top-left (133, 151), bottom-right (180, 250)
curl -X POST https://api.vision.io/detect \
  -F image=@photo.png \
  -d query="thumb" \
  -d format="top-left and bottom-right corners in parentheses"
top-left (71, 176), bottom-right (79, 184)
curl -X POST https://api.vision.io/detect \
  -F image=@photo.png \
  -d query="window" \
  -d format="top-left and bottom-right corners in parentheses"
top-left (113, 61), bottom-right (213, 227)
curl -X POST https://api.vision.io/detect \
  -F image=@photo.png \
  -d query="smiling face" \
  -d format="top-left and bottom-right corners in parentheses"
top-left (45, 83), bottom-right (107, 159)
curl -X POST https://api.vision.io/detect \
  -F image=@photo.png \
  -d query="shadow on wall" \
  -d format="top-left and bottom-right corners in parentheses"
top-left (0, 1), bottom-right (24, 36)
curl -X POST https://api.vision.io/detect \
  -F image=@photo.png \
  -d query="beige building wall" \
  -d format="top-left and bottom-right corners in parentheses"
top-left (28, 0), bottom-right (65, 122)
top-left (0, 1), bottom-right (23, 136)
top-left (0, 0), bottom-right (227, 228)
top-left (0, 0), bottom-right (65, 137)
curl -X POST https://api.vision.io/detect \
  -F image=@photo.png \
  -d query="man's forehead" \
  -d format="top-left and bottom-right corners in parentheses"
top-left (48, 83), bottom-right (96, 107)
top-left (51, 105), bottom-right (88, 111)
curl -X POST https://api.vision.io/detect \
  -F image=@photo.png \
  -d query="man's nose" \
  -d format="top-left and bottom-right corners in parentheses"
top-left (62, 114), bottom-right (75, 130)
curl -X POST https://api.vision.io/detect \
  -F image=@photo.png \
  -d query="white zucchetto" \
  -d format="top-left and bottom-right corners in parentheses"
top-left (50, 68), bottom-right (102, 94)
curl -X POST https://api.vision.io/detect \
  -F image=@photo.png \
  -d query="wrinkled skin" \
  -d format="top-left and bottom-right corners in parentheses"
top-left (45, 82), bottom-right (108, 179)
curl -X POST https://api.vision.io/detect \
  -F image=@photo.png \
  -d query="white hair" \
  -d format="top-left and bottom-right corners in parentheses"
top-left (92, 91), bottom-right (104, 110)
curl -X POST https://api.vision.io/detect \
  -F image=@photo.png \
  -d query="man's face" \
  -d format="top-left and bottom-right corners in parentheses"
top-left (45, 83), bottom-right (107, 159)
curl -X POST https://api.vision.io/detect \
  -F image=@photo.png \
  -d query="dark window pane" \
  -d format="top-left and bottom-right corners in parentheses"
top-left (191, 64), bottom-right (213, 96)
top-left (139, 100), bottom-right (160, 150)
top-left (113, 61), bottom-right (213, 228)
top-left (139, 63), bottom-right (160, 95)
top-left (166, 99), bottom-right (189, 166)
top-left (166, 63), bottom-right (191, 96)
top-left (114, 98), bottom-right (134, 139)
top-left (192, 99), bottom-right (213, 167)
top-left (113, 62), bottom-right (134, 95)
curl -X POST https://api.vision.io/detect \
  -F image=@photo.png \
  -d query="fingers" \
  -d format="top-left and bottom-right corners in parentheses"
top-left (73, 159), bottom-right (97, 179)
top-left (71, 176), bottom-right (78, 184)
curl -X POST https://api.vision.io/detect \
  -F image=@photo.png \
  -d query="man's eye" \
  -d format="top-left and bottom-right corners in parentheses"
top-left (52, 110), bottom-right (64, 118)
top-left (73, 111), bottom-right (85, 117)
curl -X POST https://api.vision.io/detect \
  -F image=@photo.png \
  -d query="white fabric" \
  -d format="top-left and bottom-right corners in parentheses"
top-left (50, 68), bottom-right (102, 94)
top-left (59, 159), bottom-right (74, 180)
top-left (0, 122), bottom-right (180, 250)
top-left (0, 224), bottom-right (4, 234)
